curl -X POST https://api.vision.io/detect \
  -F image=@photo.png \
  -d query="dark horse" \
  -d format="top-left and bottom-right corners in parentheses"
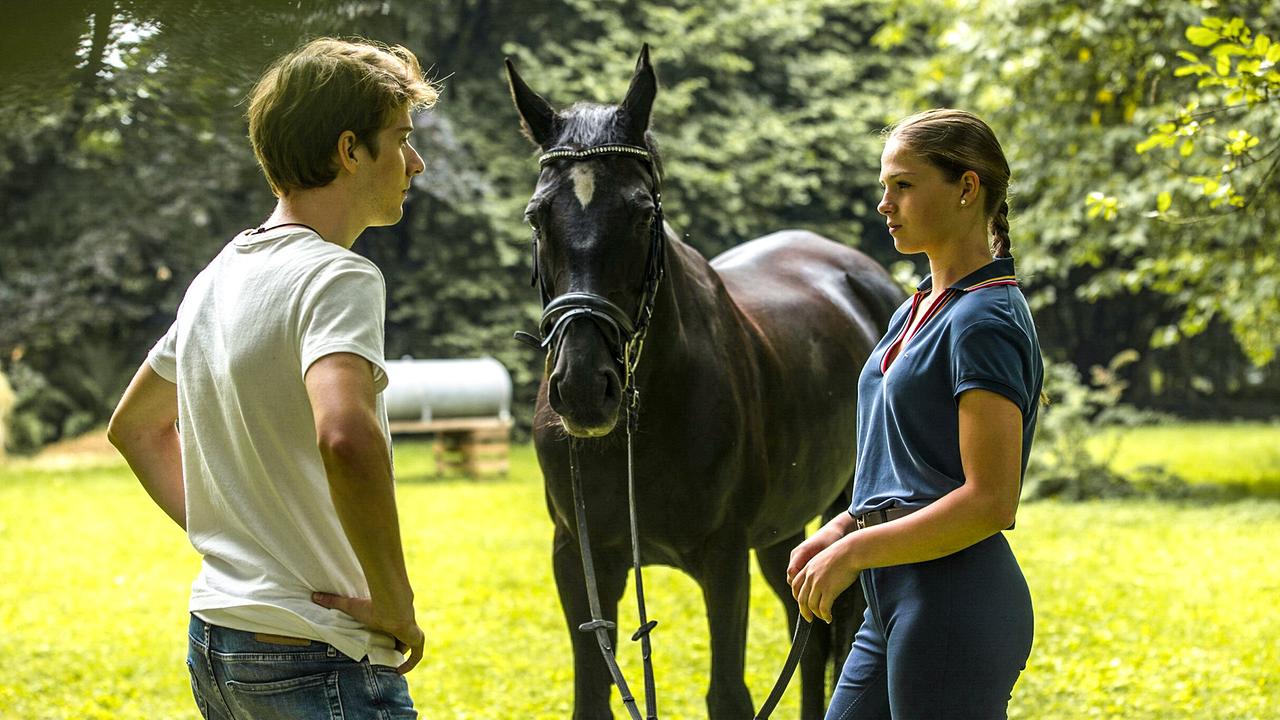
top-left (507, 46), bottom-right (904, 719)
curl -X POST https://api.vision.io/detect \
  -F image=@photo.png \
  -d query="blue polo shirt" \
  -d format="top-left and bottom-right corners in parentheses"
top-left (850, 257), bottom-right (1043, 518)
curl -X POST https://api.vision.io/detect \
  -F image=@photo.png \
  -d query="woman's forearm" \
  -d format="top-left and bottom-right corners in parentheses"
top-left (841, 483), bottom-right (1013, 571)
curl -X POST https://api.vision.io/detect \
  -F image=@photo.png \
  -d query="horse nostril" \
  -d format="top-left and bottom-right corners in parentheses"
top-left (601, 369), bottom-right (620, 406)
top-left (548, 373), bottom-right (565, 412)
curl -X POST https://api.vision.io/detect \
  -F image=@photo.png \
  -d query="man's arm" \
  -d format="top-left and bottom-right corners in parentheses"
top-left (304, 352), bottom-right (423, 675)
top-left (109, 363), bottom-right (185, 530)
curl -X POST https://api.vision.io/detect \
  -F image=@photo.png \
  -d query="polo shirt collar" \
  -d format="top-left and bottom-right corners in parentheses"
top-left (916, 256), bottom-right (1018, 293)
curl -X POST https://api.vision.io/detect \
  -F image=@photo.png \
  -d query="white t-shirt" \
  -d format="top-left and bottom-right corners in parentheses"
top-left (148, 226), bottom-right (402, 667)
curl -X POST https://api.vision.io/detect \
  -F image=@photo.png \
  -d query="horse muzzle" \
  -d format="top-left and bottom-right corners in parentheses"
top-left (547, 323), bottom-right (624, 437)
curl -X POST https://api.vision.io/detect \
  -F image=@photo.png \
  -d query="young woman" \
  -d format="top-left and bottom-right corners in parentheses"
top-left (788, 109), bottom-right (1043, 719)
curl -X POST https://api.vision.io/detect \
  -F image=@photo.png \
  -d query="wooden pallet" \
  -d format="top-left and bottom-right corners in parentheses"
top-left (388, 416), bottom-right (512, 478)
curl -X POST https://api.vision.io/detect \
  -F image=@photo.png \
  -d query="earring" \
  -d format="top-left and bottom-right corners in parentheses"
top-left (960, 199), bottom-right (967, 206)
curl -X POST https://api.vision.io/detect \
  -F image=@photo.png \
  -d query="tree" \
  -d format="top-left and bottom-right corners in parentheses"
top-left (0, 2), bottom-right (343, 449)
top-left (1119, 13), bottom-right (1280, 366)
top-left (2, 0), bottom-right (912, 449)
top-left (874, 0), bottom-right (1280, 412)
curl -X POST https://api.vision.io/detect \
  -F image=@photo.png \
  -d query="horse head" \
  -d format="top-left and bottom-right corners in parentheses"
top-left (507, 46), bottom-right (664, 438)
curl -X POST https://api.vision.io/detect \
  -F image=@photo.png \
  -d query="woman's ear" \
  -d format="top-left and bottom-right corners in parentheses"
top-left (960, 169), bottom-right (982, 206)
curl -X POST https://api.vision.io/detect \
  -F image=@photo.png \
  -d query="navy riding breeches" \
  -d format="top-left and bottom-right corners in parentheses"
top-left (825, 532), bottom-right (1033, 720)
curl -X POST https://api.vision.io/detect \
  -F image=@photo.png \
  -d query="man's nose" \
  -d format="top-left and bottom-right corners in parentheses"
top-left (408, 145), bottom-right (425, 176)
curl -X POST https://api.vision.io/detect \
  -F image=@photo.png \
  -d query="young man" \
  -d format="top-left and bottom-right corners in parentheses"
top-left (109, 37), bottom-right (438, 719)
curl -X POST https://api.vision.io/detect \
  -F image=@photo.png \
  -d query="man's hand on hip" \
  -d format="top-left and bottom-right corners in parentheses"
top-left (312, 591), bottom-right (424, 675)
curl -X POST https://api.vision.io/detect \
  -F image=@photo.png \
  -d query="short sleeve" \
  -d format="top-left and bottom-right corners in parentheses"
top-left (298, 258), bottom-right (388, 393)
top-left (147, 320), bottom-right (179, 383)
top-left (951, 320), bottom-right (1033, 414)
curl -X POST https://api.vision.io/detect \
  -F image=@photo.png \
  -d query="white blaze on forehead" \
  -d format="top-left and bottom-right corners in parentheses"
top-left (570, 164), bottom-right (595, 209)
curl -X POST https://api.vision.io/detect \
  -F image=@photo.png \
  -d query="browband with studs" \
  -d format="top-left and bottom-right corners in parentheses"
top-left (538, 144), bottom-right (651, 165)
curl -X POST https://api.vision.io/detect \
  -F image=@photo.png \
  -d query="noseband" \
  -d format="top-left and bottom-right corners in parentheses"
top-left (513, 143), bottom-right (666, 388)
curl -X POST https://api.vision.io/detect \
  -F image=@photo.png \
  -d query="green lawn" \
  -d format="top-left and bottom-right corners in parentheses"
top-left (1, 435), bottom-right (1277, 719)
top-left (1091, 421), bottom-right (1280, 496)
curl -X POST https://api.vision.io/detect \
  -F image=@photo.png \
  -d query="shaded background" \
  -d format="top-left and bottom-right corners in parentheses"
top-left (2, 0), bottom-right (1277, 457)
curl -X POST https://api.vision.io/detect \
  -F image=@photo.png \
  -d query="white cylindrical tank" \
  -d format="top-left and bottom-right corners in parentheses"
top-left (383, 356), bottom-right (512, 422)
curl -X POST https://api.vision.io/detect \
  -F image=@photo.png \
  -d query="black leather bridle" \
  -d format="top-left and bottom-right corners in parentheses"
top-left (514, 143), bottom-right (666, 391)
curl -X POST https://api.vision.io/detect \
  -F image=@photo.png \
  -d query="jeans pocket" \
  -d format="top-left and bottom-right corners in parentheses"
top-left (224, 671), bottom-right (340, 720)
top-left (370, 665), bottom-right (418, 719)
top-left (186, 659), bottom-right (210, 719)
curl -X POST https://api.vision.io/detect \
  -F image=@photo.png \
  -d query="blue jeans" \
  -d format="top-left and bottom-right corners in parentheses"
top-left (187, 614), bottom-right (417, 719)
top-left (825, 533), bottom-right (1033, 720)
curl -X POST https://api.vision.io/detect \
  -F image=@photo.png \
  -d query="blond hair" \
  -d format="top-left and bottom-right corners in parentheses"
top-left (886, 109), bottom-right (1013, 258)
top-left (247, 37), bottom-right (440, 196)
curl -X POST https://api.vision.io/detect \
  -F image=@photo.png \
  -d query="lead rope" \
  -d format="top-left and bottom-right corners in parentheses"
top-left (569, 438), bottom-right (645, 720)
top-left (625, 385), bottom-right (659, 720)
top-left (753, 617), bottom-right (812, 719)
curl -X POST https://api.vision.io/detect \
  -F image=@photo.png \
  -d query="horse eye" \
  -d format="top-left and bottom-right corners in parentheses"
top-left (524, 206), bottom-right (544, 226)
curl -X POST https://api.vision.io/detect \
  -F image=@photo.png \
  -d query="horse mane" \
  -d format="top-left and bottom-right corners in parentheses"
top-left (555, 102), bottom-right (664, 182)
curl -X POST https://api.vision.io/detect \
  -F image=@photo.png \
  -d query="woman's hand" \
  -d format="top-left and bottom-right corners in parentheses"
top-left (786, 532), bottom-right (837, 586)
top-left (790, 538), bottom-right (861, 624)
top-left (786, 522), bottom-right (847, 585)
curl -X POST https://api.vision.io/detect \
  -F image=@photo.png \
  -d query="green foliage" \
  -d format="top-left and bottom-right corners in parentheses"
top-left (876, 0), bottom-right (1280, 395)
top-left (3, 441), bottom-right (1278, 718)
top-left (1024, 356), bottom-right (1278, 501)
top-left (4, 1), bottom-right (1277, 455)
top-left (1128, 12), bottom-right (1280, 365)
top-left (499, 0), bottom-right (899, 256)
top-left (1, 0), bottom-right (908, 450)
top-left (0, 3), bottom-right (331, 451)
top-left (1025, 352), bottom-right (1155, 500)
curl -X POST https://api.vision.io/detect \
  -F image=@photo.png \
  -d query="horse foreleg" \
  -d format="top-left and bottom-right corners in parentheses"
top-left (694, 529), bottom-right (754, 720)
top-left (553, 523), bottom-right (629, 720)
top-left (756, 534), bottom-right (829, 720)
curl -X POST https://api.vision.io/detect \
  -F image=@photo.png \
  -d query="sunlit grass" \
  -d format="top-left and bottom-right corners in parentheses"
top-left (1, 431), bottom-right (1277, 718)
top-left (1090, 421), bottom-right (1280, 496)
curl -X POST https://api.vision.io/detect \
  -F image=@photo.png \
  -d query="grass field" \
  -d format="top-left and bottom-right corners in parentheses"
top-left (1, 427), bottom-right (1278, 719)
top-left (1092, 421), bottom-right (1280, 497)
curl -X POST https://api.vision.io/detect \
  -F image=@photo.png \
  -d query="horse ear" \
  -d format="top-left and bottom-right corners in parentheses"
top-left (506, 58), bottom-right (556, 147)
top-left (619, 44), bottom-right (657, 140)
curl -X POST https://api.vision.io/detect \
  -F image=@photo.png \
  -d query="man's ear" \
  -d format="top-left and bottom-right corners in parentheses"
top-left (336, 130), bottom-right (360, 173)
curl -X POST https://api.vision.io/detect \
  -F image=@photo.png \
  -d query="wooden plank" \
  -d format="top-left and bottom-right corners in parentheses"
top-left (434, 454), bottom-right (510, 477)
top-left (422, 419), bottom-right (513, 478)
top-left (389, 416), bottom-right (512, 435)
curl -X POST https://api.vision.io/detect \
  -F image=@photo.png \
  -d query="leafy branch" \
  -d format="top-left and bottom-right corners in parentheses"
top-left (1108, 16), bottom-right (1279, 217)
